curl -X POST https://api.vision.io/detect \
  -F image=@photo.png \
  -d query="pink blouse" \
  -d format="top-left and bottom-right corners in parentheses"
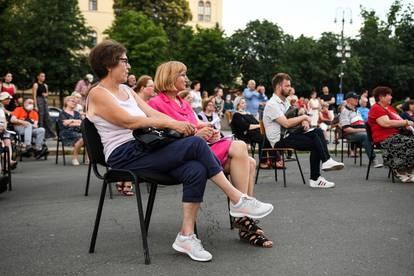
top-left (149, 92), bottom-right (231, 165)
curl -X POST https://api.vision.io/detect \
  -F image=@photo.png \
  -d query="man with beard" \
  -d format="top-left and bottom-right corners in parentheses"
top-left (263, 73), bottom-right (344, 188)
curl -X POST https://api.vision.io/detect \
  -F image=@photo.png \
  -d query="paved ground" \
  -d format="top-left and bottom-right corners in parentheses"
top-left (0, 153), bottom-right (414, 276)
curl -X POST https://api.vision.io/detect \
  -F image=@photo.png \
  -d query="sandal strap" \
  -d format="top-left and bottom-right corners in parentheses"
top-left (239, 230), bottom-right (271, 247)
top-left (233, 217), bottom-right (262, 233)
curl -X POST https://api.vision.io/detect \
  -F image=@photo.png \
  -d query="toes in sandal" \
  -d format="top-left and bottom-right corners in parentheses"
top-left (122, 183), bottom-right (134, 196)
top-left (232, 217), bottom-right (263, 235)
top-left (239, 229), bottom-right (273, 248)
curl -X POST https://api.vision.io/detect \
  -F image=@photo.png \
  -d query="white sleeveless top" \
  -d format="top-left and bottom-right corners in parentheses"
top-left (87, 84), bottom-right (147, 161)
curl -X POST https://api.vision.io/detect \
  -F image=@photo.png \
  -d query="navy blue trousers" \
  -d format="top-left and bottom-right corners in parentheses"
top-left (107, 136), bottom-right (223, 202)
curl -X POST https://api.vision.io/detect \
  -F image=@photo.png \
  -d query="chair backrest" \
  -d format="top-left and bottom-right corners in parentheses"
top-left (81, 118), bottom-right (107, 168)
top-left (365, 123), bottom-right (374, 143)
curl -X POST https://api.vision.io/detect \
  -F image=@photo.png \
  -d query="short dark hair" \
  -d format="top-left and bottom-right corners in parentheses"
top-left (89, 39), bottom-right (126, 79)
top-left (401, 100), bottom-right (414, 112)
top-left (373, 86), bottom-right (392, 102)
top-left (190, 80), bottom-right (200, 90)
top-left (271, 73), bottom-right (291, 91)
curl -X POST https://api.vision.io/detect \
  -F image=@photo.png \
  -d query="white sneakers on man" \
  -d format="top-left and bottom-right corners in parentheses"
top-left (309, 176), bottom-right (335, 188)
top-left (229, 195), bottom-right (274, 218)
top-left (172, 233), bottom-right (212, 262)
top-left (322, 158), bottom-right (344, 171)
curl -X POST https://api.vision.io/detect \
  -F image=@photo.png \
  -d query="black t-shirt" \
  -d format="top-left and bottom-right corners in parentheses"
top-left (320, 93), bottom-right (335, 110)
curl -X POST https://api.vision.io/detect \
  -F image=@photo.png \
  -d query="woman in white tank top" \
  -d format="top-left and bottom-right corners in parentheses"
top-left (87, 40), bottom-right (273, 262)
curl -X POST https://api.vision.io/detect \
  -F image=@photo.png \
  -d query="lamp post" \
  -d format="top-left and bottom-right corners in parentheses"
top-left (334, 8), bottom-right (352, 101)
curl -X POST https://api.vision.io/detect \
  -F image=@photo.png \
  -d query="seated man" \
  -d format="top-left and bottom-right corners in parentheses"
top-left (11, 98), bottom-right (47, 159)
top-left (263, 73), bottom-right (344, 188)
top-left (339, 92), bottom-right (383, 168)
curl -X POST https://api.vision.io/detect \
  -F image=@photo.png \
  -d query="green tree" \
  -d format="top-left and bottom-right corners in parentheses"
top-left (0, 0), bottom-right (93, 97)
top-left (230, 20), bottom-right (285, 91)
top-left (105, 10), bottom-right (169, 77)
top-left (179, 26), bottom-right (236, 92)
top-left (113, 0), bottom-right (192, 48)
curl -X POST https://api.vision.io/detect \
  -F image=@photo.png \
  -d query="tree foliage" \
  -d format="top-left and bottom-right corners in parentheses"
top-left (0, 0), bottom-right (93, 94)
top-left (105, 10), bottom-right (169, 77)
top-left (113, 0), bottom-right (192, 41)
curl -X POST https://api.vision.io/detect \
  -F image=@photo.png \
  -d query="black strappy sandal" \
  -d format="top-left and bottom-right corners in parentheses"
top-left (239, 229), bottom-right (273, 248)
top-left (232, 217), bottom-right (264, 234)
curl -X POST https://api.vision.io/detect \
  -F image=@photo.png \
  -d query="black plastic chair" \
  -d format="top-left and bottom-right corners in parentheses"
top-left (365, 124), bottom-right (394, 182)
top-left (255, 121), bottom-right (305, 187)
top-left (1, 146), bottom-right (12, 191)
top-left (339, 128), bottom-right (363, 166)
top-left (81, 118), bottom-right (182, 265)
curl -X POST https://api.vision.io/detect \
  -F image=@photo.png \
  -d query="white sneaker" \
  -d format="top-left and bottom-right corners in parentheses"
top-left (397, 174), bottom-right (411, 183)
top-left (322, 158), bottom-right (344, 171)
top-left (172, 233), bottom-right (212, 262)
top-left (309, 176), bottom-right (335, 188)
top-left (71, 159), bottom-right (80, 166)
top-left (372, 158), bottom-right (384, 168)
top-left (229, 195), bottom-right (273, 219)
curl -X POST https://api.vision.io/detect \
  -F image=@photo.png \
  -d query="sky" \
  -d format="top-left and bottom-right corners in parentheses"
top-left (222, 0), bottom-right (414, 38)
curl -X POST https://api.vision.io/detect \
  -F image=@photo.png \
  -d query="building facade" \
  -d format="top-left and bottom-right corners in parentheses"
top-left (79, 0), bottom-right (223, 44)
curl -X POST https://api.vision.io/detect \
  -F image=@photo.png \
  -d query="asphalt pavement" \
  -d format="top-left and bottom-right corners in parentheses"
top-left (0, 153), bottom-right (413, 276)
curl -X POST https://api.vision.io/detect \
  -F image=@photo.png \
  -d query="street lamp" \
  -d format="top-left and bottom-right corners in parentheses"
top-left (335, 7), bottom-right (352, 98)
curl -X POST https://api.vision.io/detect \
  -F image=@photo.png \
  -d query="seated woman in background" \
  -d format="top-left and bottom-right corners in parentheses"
top-left (149, 61), bottom-right (273, 248)
top-left (58, 96), bottom-right (84, 166)
top-left (368, 86), bottom-right (414, 183)
top-left (319, 103), bottom-right (333, 142)
top-left (198, 97), bottom-right (221, 131)
top-left (231, 98), bottom-right (282, 169)
top-left (400, 100), bottom-right (414, 122)
top-left (134, 75), bottom-right (155, 102)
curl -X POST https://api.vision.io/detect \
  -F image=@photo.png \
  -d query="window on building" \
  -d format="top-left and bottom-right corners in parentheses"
top-left (198, 1), bottom-right (204, 21)
top-left (89, 0), bottom-right (98, 11)
top-left (91, 31), bottom-right (97, 46)
top-left (205, 1), bottom-right (211, 22)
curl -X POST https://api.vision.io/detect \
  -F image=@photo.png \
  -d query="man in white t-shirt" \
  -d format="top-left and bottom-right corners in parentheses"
top-left (263, 73), bottom-right (344, 188)
top-left (189, 80), bottom-right (202, 114)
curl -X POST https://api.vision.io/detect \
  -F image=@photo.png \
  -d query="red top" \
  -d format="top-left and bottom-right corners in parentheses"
top-left (368, 103), bottom-right (400, 143)
top-left (1, 83), bottom-right (15, 96)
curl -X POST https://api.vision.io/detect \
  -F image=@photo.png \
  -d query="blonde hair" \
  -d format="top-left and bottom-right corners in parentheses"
top-left (154, 61), bottom-right (187, 93)
top-left (64, 96), bottom-right (76, 108)
top-left (71, 91), bottom-right (82, 98)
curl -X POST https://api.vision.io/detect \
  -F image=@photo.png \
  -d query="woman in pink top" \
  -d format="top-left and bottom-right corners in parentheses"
top-left (149, 61), bottom-right (273, 248)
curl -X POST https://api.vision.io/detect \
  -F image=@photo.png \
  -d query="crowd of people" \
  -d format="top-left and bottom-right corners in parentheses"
top-left (1, 38), bottom-right (413, 262)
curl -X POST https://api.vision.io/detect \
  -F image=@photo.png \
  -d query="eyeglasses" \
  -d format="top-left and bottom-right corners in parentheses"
top-left (119, 57), bottom-right (129, 65)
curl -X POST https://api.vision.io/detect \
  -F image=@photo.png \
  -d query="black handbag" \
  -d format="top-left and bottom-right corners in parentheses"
top-left (133, 127), bottom-right (183, 151)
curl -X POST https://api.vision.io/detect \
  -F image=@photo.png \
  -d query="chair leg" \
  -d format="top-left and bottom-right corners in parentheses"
top-left (359, 146), bottom-right (363, 166)
top-left (62, 143), bottom-right (66, 166)
top-left (281, 151), bottom-right (286, 188)
top-left (89, 179), bottom-right (108, 254)
top-left (341, 138), bottom-right (344, 162)
top-left (354, 144), bottom-right (357, 164)
top-left (366, 157), bottom-right (372, 180)
top-left (132, 175), bottom-right (151, 265)
top-left (144, 183), bottom-right (158, 234)
top-left (294, 151), bottom-right (305, 184)
top-left (85, 162), bottom-right (92, 196)
top-left (227, 197), bottom-right (234, 229)
top-left (255, 150), bottom-right (264, 185)
top-left (108, 183), bottom-right (113, 199)
top-left (55, 140), bottom-right (59, 164)
top-left (251, 143), bottom-right (255, 158)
